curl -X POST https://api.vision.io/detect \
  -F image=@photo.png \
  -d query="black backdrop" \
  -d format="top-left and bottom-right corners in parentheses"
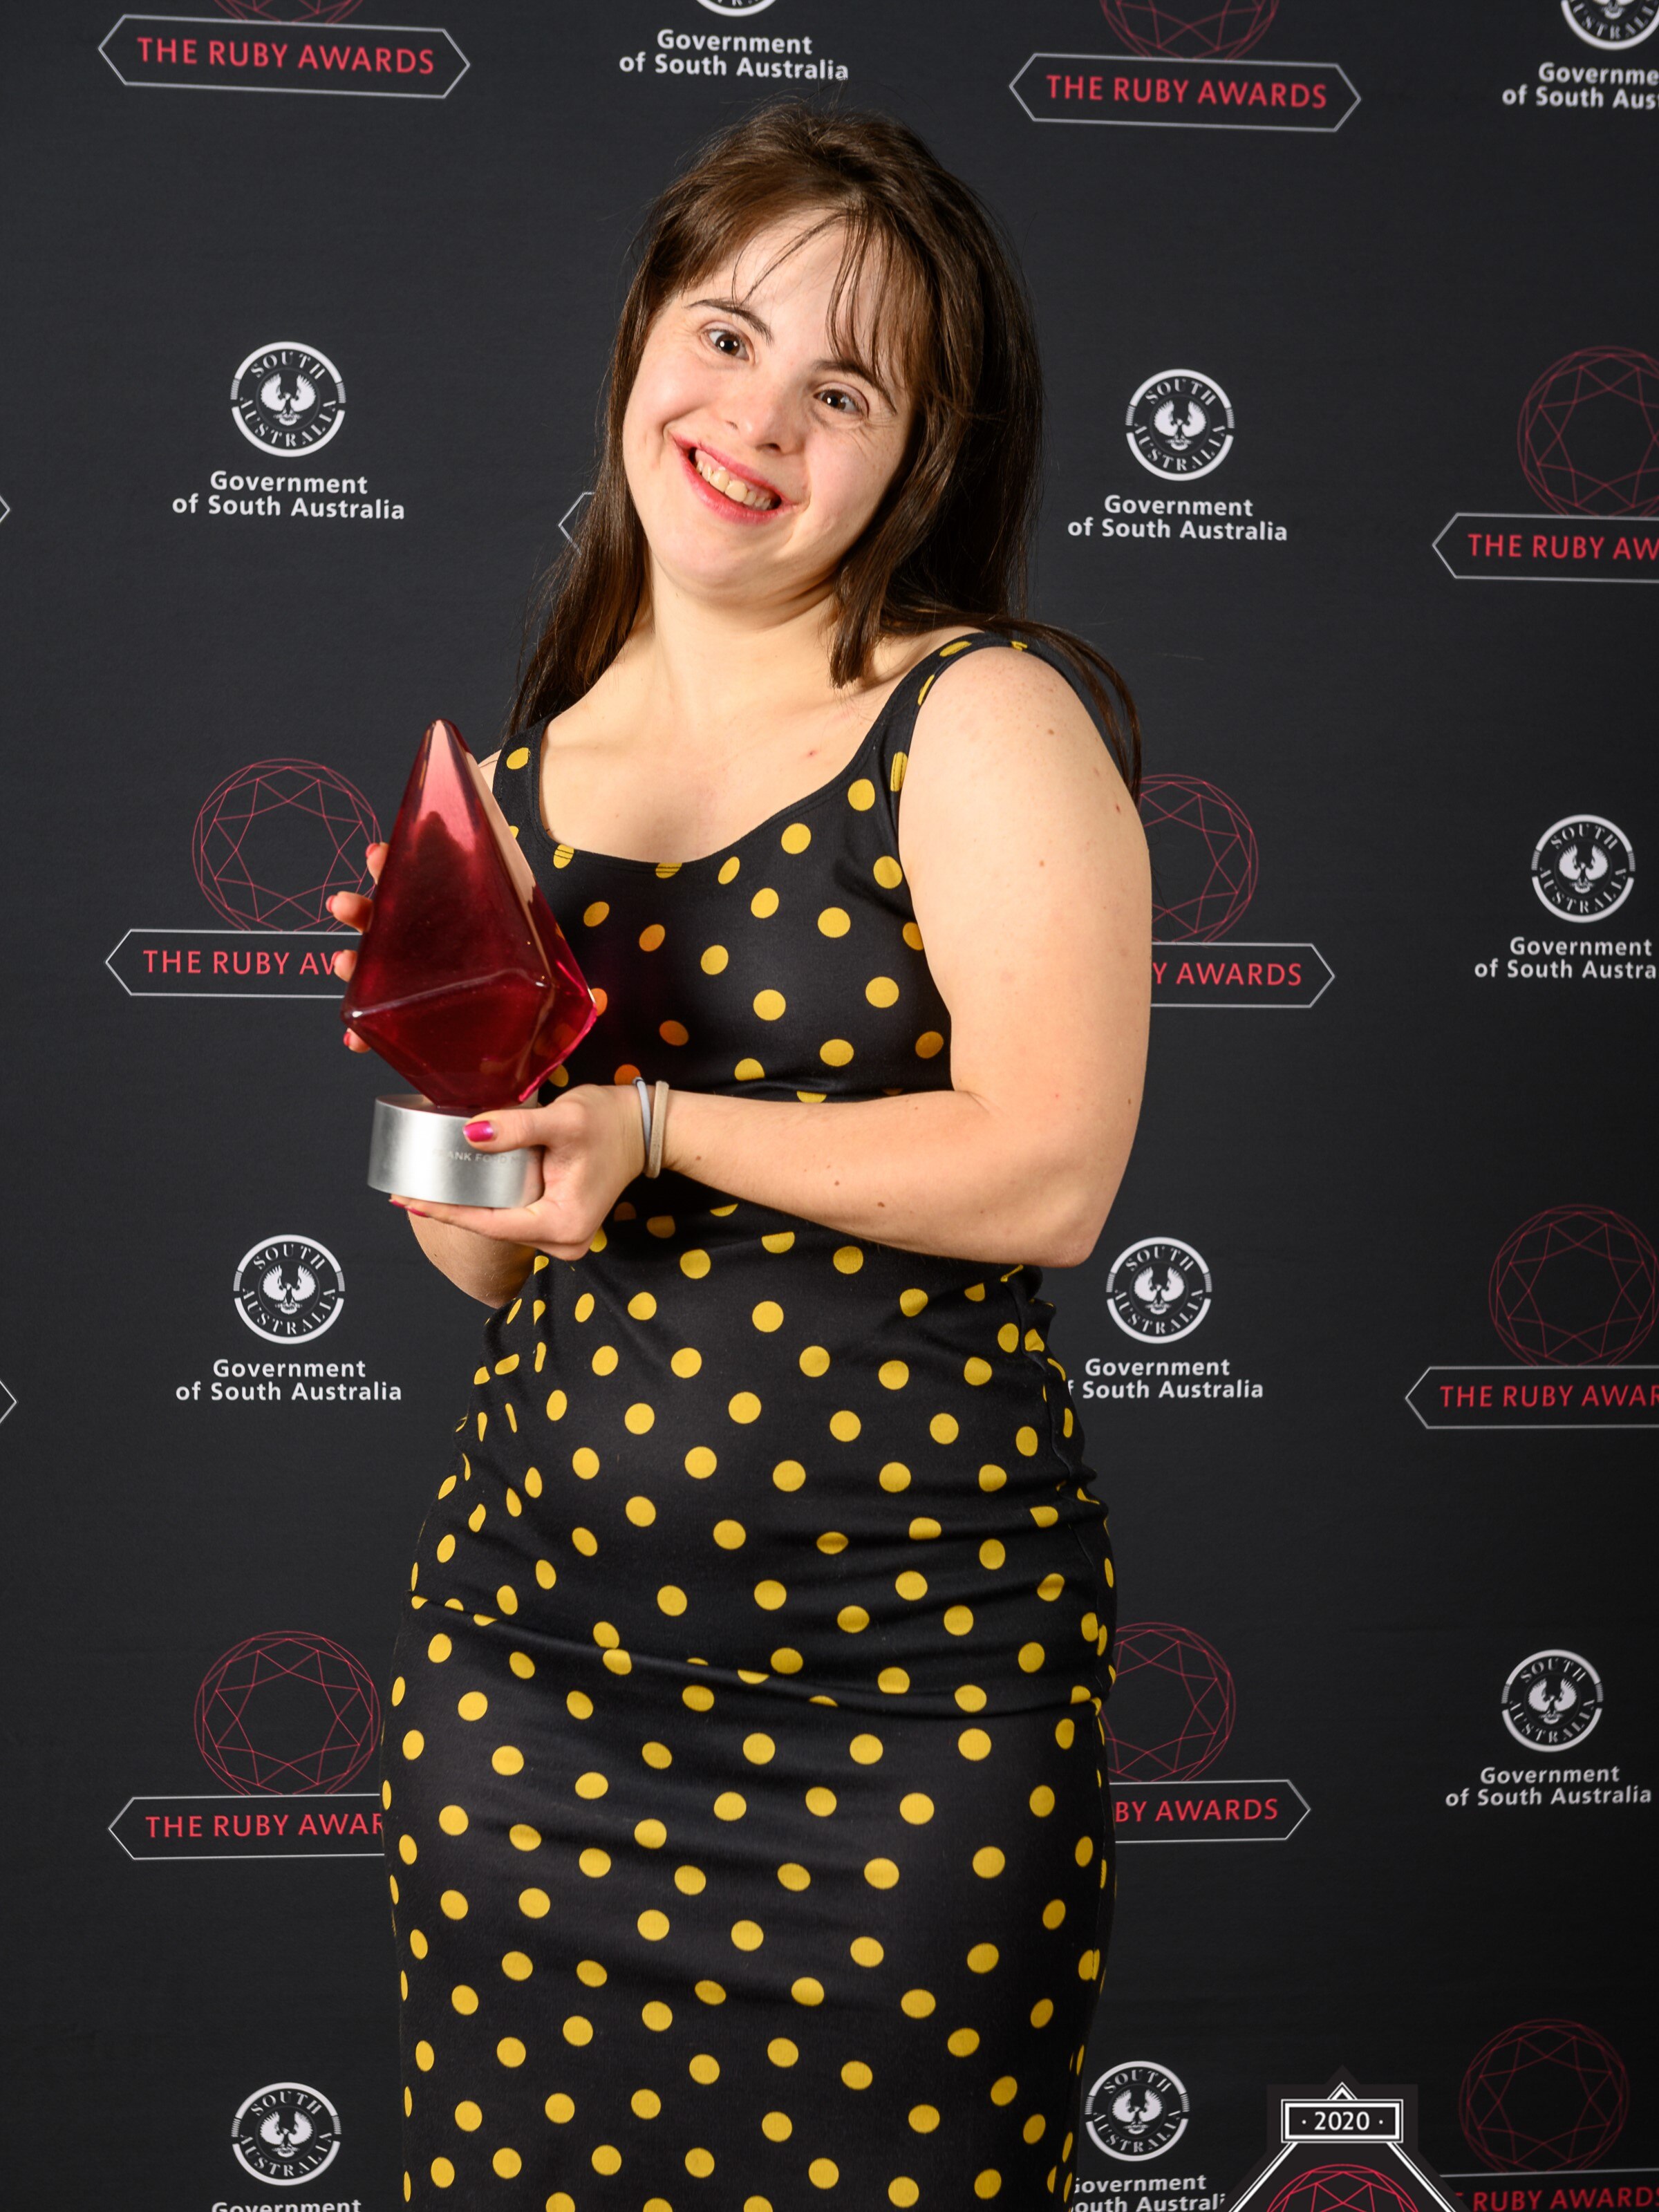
top-left (1, 3), bottom-right (1654, 2206)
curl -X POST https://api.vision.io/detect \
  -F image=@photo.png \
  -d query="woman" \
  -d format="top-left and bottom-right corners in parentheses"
top-left (334, 102), bottom-right (1150, 2211)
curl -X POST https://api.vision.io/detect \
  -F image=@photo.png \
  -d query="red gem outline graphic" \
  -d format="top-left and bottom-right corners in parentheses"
top-left (213, 1), bottom-right (367, 21)
top-left (1141, 774), bottom-right (1260, 940)
top-left (1517, 348), bottom-right (1659, 516)
top-left (1459, 2019), bottom-right (1630, 2172)
top-left (192, 758), bottom-right (380, 930)
top-left (1104, 1621), bottom-right (1238, 1781)
top-left (1265, 2169), bottom-right (1421, 2212)
top-left (1488, 1205), bottom-right (1659, 1367)
top-left (1100, 1), bottom-right (1280, 58)
top-left (194, 1630), bottom-right (381, 1794)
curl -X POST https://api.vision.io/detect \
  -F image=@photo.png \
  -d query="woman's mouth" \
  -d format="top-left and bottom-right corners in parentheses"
top-left (679, 440), bottom-right (785, 516)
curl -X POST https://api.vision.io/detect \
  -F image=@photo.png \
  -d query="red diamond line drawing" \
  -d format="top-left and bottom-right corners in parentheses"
top-left (1517, 348), bottom-right (1659, 516)
top-left (1488, 1206), bottom-right (1659, 1366)
top-left (1459, 2018), bottom-right (1630, 2171)
top-left (192, 758), bottom-right (379, 930)
top-left (194, 1630), bottom-right (380, 1794)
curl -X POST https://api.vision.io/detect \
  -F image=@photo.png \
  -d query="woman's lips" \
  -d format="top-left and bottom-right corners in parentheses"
top-left (675, 438), bottom-right (789, 523)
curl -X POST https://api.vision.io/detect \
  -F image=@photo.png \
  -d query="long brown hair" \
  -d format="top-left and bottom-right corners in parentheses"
top-left (510, 102), bottom-right (1141, 798)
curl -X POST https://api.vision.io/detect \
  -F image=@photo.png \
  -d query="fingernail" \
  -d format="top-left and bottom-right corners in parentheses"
top-left (388, 1197), bottom-right (409, 1209)
top-left (463, 1119), bottom-right (494, 1143)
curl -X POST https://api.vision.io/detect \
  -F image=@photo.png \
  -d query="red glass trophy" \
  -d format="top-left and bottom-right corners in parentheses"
top-left (341, 719), bottom-right (597, 1205)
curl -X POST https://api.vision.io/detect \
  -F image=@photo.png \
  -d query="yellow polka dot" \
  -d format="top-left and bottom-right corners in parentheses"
top-left (850, 1936), bottom-right (884, 1966)
top-left (582, 901), bottom-right (609, 927)
top-left (975, 2171), bottom-right (1003, 2198)
top-left (877, 1360), bottom-right (910, 1391)
top-left (820, 1038), bottom-right (854, 1067)
top-left (777, 1862), bottom-right (811, 1891)
top-left (729, 1390), bottom-right (761, 1423)
top-left (451, 1985), bottom-right (479, 2015)
top-left (805, 1786), bottom-right (837, 1816)
top-left (634, 1907), bottom-right (668, 1941)
top-left (773, 1644), bottom-right (805, 1671)
top-left (793, 1976), bottom-right (825, 2005)
top-left (1023, 2115), bottom-right (1046, 2142)
top-left (642, 2001), bottom-right (673, 2030)
top-left (518, 1887), bottom-right (551, 1919)
top-left (695, 1978), bottom-right (725, 2003)
top-left (735, 1056), bottom-right (766, 1080)
top-left (879, 1462), bottom-right (912, 1492)
top-left (431, 2157), bottom-right (455, 2188)
top-left (435, 1535), bottom-right (456, 1564)
top-left (865, 975), bottom-right (899, 1006)
top-left (771, 1461), bottom-right (806, 1496)
top-left (714, 1791), bottom-right (747, 1821)
top-left (402, 1730), bottom-right (424, 1761)
top-left (892, 2180), bottom-right (921, 2206)
top-left (672, 1351), bottom-right (706, 1386)
top-left (683, 1684), bottom-right (715, 1712)
top-left (818, 905), bottom-right (850, 937)
top-left (637, 922), bottom-right (666, 952)
top-left (865, 1857), bottom-right (900, 1888)
top-left (847, 778), bottom-right (876, 812)
top-left (577, 1958), bottom-right (608, 1987)
top-left (686, 2150), bottom-right (715, 2179)
top-left (750, 886), bottom-right (780, 919)
top-left (1015, 1424), bottom-right (1040, 1456)
top-left (751, 1299), bottom-right (785, 1333)
top-left (632, 2088), bottom-right (662, 2119)
top-left (799, 1345), bottom-right (831, 1376)
top-left (879, 1665), bottom-right (911, 1692)
top-left (398, 1833), bottom-right (418, 1864)
top-left (903, 920), bottom-right (924, 950)
top-left (642, 1741), bottom-right (673, 1770)
top-left (440, 1888), bottom-right (468, 1920)
top-left (579, 1847), bottom-right (611, 1876)
top-left (843, 2060), bottom-right (873, 2089)
top-left (830, 1409), bottom-right (861, 1441)
top-left (502, 1950), bottom-right (533, 1980)
top-left (547, 1389), bottom-right (568, 1421)
top-left (1018, 1641), bottom-right (1046, 1673)
top-left (838, 1604), bottom-right (870, 1632)
top-left (959, 1727), bottom-right (993, 1761)
top-left (930, 1413), bottom-right (959, 1444)
top-left (718, 855), bottom-right (741, 883)
top-left (572, 1446), bottom-right (599, 1479)
top-left (427, 1632), bottom-right (452, 1662)
top-left (810, 2157), bottom-right (842, 2188)
top-left (848, 1732), bottom-right (884, 1764)
top-left (944, 1604), bottom-right (975, 1635)
top-left (899, 1792), bottom-right (934, 1824)
top-left (915, 1031), bottom-right (944, 1058)
top-left (700, 944), bottom-right (729, 973)
top-left (709, 1519), bottom-right (746, 1551)
top-left (731, 1918), bottom-right (764, 1951)
top-left (563, 2015), bottom-right (594, 2045)
top-left (873, 854), bottom-right (903, 889)
top-left (780, 821), bottom-right (812, 854)
top-left (593, 2144), bottom-right (622, 2175)
top-left (762, 2108), bottom-right (794, 2144)
top-left (949, 2027), bottom-right (982, 2056)
top-left (568, 1689), bottom-right (594, 1719)
top-left (504, 745), bottom-right (530, 770)
top-left (967, 1941), bottom-right (1000, 1973)
top-left (659, 1018), bottom-right (689, 1046)
top-left (991, 2075), bottom-right (1018, 2105)
top-left (409, 1929), bottom-right (428, 1959)
top-left (964, 1356), bottom-right (995, 1387)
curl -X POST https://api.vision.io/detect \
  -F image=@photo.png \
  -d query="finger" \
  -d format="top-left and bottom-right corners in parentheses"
top-left (345, 1029), bottom-right (369, 1052)
top-left (457, 1106), bottom-right (547, 1152)
top-left (328, 891), bottom-right (373, 930)
top-left (366, 841), bottom-right (388, 882)
top-left (390, 1195), bottom-right (547, 1244)
top-left (332, 946), bottom-right (357, 980)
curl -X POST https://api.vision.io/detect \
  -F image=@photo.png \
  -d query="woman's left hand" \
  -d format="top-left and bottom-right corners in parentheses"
top-left (390, 1082), bottom-right (648, 1264)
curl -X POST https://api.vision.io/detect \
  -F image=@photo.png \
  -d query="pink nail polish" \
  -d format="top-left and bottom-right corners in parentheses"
top-left (463, 1119), bottom-right (495, 1143)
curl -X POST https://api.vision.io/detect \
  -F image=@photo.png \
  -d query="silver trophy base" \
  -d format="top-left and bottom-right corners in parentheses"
top-left (367, 1094), bottom-right (543, 1208)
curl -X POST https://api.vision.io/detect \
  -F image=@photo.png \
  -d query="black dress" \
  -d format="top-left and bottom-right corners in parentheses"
top-left (384, 632), bottom-right (1116, 2210)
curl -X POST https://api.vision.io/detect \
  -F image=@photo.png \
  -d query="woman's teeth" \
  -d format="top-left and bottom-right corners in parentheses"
top-left (693, 449), bottom-right (780, 510)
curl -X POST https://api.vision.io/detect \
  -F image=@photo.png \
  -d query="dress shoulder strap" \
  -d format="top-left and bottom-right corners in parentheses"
top-left (489, 722), bottom-right (549, 851)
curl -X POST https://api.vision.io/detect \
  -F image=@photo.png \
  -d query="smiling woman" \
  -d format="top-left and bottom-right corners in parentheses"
top-left (333, 101), bottom-right (1151, 2212)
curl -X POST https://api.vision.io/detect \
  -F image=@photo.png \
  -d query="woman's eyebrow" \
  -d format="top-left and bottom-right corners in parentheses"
top-left (688, 294), bottom-right (772, 339)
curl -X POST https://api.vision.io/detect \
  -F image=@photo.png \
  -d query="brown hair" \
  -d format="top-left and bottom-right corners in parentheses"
top-left (509, 102), bottom-right (1141, 797)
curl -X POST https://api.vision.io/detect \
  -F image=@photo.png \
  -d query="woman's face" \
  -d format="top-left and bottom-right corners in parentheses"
top-left (621, 217), bottom-right (914, 617)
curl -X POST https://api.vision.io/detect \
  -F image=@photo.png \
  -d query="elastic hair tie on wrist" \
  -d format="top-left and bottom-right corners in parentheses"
top-left (646, 1080), bottom-right (670, 1180)
top-left (632, 1076), bottom-right (653, 1171)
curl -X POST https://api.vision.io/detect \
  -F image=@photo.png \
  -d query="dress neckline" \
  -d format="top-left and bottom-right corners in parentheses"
top-left (523, 634), bottom-right (980, 877)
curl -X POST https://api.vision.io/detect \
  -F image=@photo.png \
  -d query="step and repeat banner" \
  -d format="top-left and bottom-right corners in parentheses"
top-left (0, 1), bottom-right (1653, 2206)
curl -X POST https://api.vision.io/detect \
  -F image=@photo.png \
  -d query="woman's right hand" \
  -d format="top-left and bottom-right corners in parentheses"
top-left (328, 842), bottom-right (387, 1051)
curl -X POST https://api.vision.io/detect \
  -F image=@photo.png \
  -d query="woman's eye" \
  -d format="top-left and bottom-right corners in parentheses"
top-left (707, 326), bottom-right (745, 357)
top-left (820, 388), bottom-right (863, 417)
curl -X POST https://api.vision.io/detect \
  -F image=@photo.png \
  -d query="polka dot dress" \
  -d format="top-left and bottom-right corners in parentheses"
top-left (384, 634), bottom-right (1117, 2209)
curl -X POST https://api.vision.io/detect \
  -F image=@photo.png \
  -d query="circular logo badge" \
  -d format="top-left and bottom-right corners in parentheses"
top-left (1085, 2061), bottom-right (1192, 2162)
top-left (1531, 815), bottom-right (1635, 924)
top-left (230, 341), bottom-right (346, 456)
top-left (1106, 1237), bottom-right (1212, 1344)
top-left (1105, 1622), bottom-right (1238, 1781)
top-left (1562, 0), bottom-right (1659, 50)
top-left (1141, 775), bottom-right (1260, 940)
top-left (1126, 370), bottom-right (1234, 481)
top-left (1502, 1649), bottom-right (1604, 1752)
top-left (232, 2081), bottom-right (341, 2185)
top-left (196, 1629), bottom-right (382, 1792)
top-left (1460, 2021), bottom-right (1630, 2170)
top-left (697, 0), bottom-right (777, 14)
top-left (233, 1235), bottom-right (345, 1344)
